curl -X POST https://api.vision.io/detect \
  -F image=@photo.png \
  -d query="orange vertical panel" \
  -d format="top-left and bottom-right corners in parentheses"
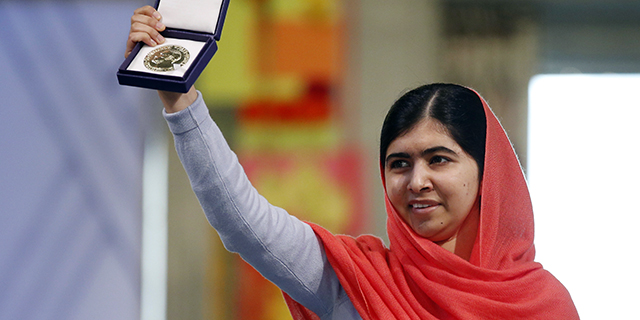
top-left (261, 21), bottom-right (345, 82)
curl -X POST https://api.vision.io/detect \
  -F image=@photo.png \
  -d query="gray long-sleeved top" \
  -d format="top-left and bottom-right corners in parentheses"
top-left (163, 92), bottom-right (361, 320)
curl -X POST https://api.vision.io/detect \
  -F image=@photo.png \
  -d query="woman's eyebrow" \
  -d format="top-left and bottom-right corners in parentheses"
top-left (385, 146), bottom-right (458, 166)
top-left (422, 146), bottom-right (457, 157)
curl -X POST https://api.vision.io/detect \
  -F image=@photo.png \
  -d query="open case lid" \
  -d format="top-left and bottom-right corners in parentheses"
top-left (156, 0), bottom-right (228, 40)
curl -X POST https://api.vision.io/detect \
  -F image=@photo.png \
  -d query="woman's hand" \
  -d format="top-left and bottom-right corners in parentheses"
top-left (125, 6), bottom-right (197, 113)
top-left (125, 5), bottom-right (166, 58)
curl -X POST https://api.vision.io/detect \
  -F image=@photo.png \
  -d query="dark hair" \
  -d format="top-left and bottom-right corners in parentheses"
top-left (380, 83), bottom-right (487, 177)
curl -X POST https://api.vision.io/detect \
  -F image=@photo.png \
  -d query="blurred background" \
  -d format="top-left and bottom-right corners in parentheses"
top-left (1, 0), bottom-right (639, 319)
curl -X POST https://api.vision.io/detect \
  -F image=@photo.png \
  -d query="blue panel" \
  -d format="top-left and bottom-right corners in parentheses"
top-left (0, 1), bottom-right (149, 319)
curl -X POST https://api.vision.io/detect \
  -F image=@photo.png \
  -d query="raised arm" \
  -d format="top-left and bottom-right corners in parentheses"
top-left (125, 7), bottom-right (352, 318)
top-left (164, 96), bottom-right (343, 316)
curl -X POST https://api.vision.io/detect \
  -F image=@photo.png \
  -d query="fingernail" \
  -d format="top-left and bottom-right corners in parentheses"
top-left (153, 11), bottom-right (161, 20)
top-left (149, 39), bottom-right (157, 46)
top-left (156, 22), bottom-right (165, 30)
top-left (157, 34), bottom-right (165, 43)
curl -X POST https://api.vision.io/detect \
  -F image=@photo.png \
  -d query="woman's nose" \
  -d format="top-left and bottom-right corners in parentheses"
top-left (407, 163), bottom-right (432, 193)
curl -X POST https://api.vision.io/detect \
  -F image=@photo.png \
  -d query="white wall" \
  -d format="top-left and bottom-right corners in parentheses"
top-left (528, 74), bottom-right (640, 319)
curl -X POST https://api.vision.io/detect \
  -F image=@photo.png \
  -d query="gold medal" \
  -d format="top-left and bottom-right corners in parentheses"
top-left (143, 45), bottom-right (190, 72)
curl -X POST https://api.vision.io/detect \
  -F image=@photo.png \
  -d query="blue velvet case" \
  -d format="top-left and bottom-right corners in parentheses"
top-left (117, 0), bottom-right (229, 93)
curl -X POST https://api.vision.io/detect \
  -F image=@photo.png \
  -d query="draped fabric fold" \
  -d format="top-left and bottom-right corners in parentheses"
top-left (284, 90), bottom-right (579, 319)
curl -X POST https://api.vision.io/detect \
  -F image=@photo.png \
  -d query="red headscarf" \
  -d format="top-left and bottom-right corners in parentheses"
top-left (284, 90), bottom-right (579, 319)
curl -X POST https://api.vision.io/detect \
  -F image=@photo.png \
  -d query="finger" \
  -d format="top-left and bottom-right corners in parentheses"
top-left (126, 30), bottom-right (160, 52)
top-left (133, 5), bottom-right (161, 20)
top-left (125, 29), bottom-right (166, 58)
top-left (129, 23), bottom-right (164, 45)
top-left (131, 13), bottom-right (165, 32)
top-left (128, 31), bottom-right (157, 48)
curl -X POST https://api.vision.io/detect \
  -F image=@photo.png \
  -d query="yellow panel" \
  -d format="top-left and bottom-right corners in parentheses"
top-left (197, 0), bottom-right (258, 106)
top-left (237, 122), bottom-right (340, 151)
top-left (252, 74), bottom-right (306, 102)
top-left (253, 158), bottom-right (350, 233)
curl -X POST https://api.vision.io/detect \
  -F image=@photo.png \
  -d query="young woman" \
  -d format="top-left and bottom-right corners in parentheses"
top-left (127, 6), bottom-right (579, 319)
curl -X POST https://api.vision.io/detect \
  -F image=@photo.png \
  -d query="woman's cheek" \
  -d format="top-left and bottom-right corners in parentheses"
top-left (386, 175), bottom-right (403, 204)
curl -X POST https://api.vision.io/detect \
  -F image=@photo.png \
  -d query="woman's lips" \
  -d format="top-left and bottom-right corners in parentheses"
top-left (409, 200), bottom-right (440, 214)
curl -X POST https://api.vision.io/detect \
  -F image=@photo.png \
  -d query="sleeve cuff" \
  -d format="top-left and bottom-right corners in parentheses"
top-left (162, 90), bottom-right (210, 134)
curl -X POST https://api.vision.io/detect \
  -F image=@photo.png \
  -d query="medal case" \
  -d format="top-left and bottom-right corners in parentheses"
top-left (117, 0), bottom-right (229, 93)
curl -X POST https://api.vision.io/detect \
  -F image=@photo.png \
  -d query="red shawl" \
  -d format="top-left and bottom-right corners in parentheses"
top-left (284, 91), bottom-right (579, 319)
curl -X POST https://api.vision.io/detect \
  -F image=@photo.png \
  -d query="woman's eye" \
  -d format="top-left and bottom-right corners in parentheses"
top-left (389, 159), bottom-right (410, 169)
top-left (430, 156), bottom-right (450, 165)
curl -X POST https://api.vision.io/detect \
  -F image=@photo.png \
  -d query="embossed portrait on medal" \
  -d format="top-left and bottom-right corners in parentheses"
top-left (143, 45), bottom-right (190, 72)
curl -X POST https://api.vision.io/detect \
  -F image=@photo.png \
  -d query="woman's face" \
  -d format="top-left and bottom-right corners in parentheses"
top-left (384, 117), bottom-right (480, 243)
